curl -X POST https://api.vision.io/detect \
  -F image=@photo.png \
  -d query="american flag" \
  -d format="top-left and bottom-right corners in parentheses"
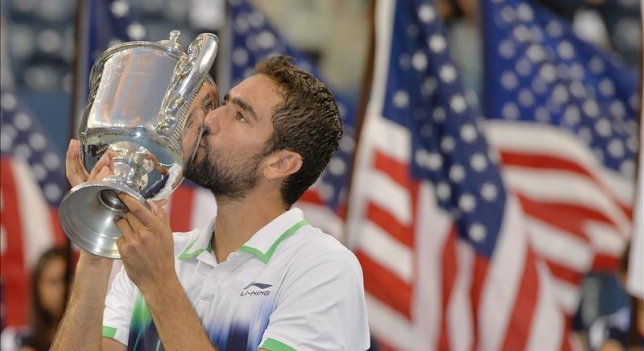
top-left (346, 0), bottom-right (572, 350)
top-left (481, 0), bottom-right (639, 315)
top-left (0, 92), bottom-right (68, 326)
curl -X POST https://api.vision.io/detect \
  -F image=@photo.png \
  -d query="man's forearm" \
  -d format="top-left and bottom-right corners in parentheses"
top-left (141, 276), bottom-right (218, 351)
top-left (51, 253), bottom-right (113, 350)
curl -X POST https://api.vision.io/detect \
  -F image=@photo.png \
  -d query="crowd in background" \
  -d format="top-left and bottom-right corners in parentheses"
top-left (439, 0), bottom-right (641, 97)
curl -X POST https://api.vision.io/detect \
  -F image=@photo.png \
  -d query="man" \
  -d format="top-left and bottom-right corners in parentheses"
top-left (51, 55), bottom-right (370, 351)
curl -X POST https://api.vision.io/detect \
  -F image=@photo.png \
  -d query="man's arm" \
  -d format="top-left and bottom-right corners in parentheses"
top-left (113, 195), bottom-right (219, 351)
top-left (50, 253), bottom-right (124, 351)
top-left (52, 141), bottom-right (124, 350)
top-left (124, 273), bottom-right (270, 351)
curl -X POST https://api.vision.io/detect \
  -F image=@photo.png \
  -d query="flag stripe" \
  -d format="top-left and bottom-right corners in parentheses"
top-left (12, 160), bottom-right (58, 267)
top-left (366, 294), bottom-right (414, 350)
top-left (500, 247), bottom-right (539, 351)
top-left (500, 151), bottom-right (632, 217)
top-left (545, 260), bottom-right (584, 286)
top-left (528, 218), bottom-right (593, 271)
top-left (487, 123), bottom-right (635, 206)
top-left (412, 182), bottom-right (453, 350)
top-left (366, 203), bottom-right (414, 247)
top-left (519, 196), bottom-right (595, 240)
top-left (524, 264), bottom-right (566, 351)
top-left (0, 159), bottom-right (29, 326)
top-left (508, 172), bottom-right (631, 235)
top-left (450, 241), bottom-right (477, 351)
top-left (168, 185), bottom-right (197, 232)
top-left (359, 221), bottom-right (414, 283)
top-left (357, 251), bottom-right (413, 318)
top-left (438, 230), bottom-right (458, 351)
top-left (468, 254), bottom-right (490, 351)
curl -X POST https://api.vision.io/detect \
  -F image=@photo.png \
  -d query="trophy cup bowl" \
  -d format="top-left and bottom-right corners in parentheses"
top-left (59, 31), bottom-right (219, 258)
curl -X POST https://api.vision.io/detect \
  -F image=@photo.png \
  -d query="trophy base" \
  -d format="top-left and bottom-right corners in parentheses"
top-left (59, 181), bottom-right (146, 259)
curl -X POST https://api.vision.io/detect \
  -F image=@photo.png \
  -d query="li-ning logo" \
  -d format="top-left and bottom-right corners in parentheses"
top-left (240, 282), bottom-right (273, 296)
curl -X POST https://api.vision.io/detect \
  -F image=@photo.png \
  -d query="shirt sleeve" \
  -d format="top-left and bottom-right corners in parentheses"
top-left (259, 249), bottom-right (370, 351)
top-left (102, 264), bottom-right (137, 345)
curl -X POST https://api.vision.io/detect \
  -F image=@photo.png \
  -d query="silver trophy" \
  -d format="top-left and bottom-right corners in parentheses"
top-left (59, 31), bottom-right (219, 258)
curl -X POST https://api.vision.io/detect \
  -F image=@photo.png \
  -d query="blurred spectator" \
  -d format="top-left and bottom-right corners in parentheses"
top-left (440, 0), bottom-right (483, 97)
top-left (591, 0), bottom-right (641, 69)
top-left (1, 247), bottom-right (69, 351)
top-left (537, 0), bottom-right (641, 69)
top-left (573, 301), bottom-right (593, 351)
top-left (589, 244), bottom-right (644, 351)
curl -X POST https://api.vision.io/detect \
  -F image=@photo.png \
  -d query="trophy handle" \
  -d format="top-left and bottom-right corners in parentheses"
top-left (156, 32), bottom-right (219, 137)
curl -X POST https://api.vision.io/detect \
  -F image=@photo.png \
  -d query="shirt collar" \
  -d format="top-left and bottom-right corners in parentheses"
top-left (178, 208), bottom-right (308, 263)
top-left (177, 217), bottom-right (216, 260)
top-left (239, 208), bottom-right (308, 264)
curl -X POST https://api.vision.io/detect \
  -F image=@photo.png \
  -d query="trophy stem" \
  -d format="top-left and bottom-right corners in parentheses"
top-left (98, 189), bottom-right (126, 211)
top-left (105, 159), bottom-right (147, 194)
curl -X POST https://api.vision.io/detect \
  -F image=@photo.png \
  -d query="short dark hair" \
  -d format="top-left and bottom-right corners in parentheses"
top-left (254, 55), bottom-right (342, 206)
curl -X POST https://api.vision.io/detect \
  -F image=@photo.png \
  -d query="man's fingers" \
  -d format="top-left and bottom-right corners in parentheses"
top-left (114, 216), bottom-right (133, 239)
top-left (124, 211), bottom-right (145, 233)
top-left (148, 200), bottom-right (169, 225)
top-left (88, 152), bottom-right (112, 181)
top-left (66, 139), bottom-right (90, 187)
top-left (117, 194), bottom-right (158, 228)
top-left (75, 156), bottom-right (89, 177)
top-left (96, 165), bottom-right (111, 181)
top-left (153, 198), bottom-right (169, 208)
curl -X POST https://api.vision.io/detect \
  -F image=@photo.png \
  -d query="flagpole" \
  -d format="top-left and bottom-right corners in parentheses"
top-left (216, 0), bottom-right (232, 96)
top-left (624, 0), bottom-right (643, 302)
top-left (70, 0), bottom-right (86, 141)
top-left (342, 0), bottom-right (376, 240)
top-left (63, 0), bottom-right (86, 306)
top-left (354, 0), bottom-right (376, 144)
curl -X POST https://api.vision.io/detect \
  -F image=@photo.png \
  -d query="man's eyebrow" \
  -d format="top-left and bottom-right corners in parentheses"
top-left (223, 93), bottom-right (258, 122)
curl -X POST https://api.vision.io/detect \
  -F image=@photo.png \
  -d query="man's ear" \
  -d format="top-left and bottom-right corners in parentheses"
top-left (264, 150), bottom-right (302, 180)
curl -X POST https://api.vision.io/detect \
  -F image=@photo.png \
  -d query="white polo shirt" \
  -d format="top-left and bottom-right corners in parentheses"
top-left (102, 208), bottom-right (370, 351)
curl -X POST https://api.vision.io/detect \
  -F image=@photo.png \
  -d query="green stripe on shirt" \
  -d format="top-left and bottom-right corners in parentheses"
top-left (261, 338), bottom-right (297, 351)
top-left (102, 326), bottom-right (117, 338)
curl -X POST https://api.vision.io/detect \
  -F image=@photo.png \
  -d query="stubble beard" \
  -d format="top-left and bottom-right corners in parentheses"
top-left (185, 147), bottom-right (266, 204)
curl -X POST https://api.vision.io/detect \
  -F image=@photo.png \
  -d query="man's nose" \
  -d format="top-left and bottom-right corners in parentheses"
top-left (202, 108), bottom-right (222, 134)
